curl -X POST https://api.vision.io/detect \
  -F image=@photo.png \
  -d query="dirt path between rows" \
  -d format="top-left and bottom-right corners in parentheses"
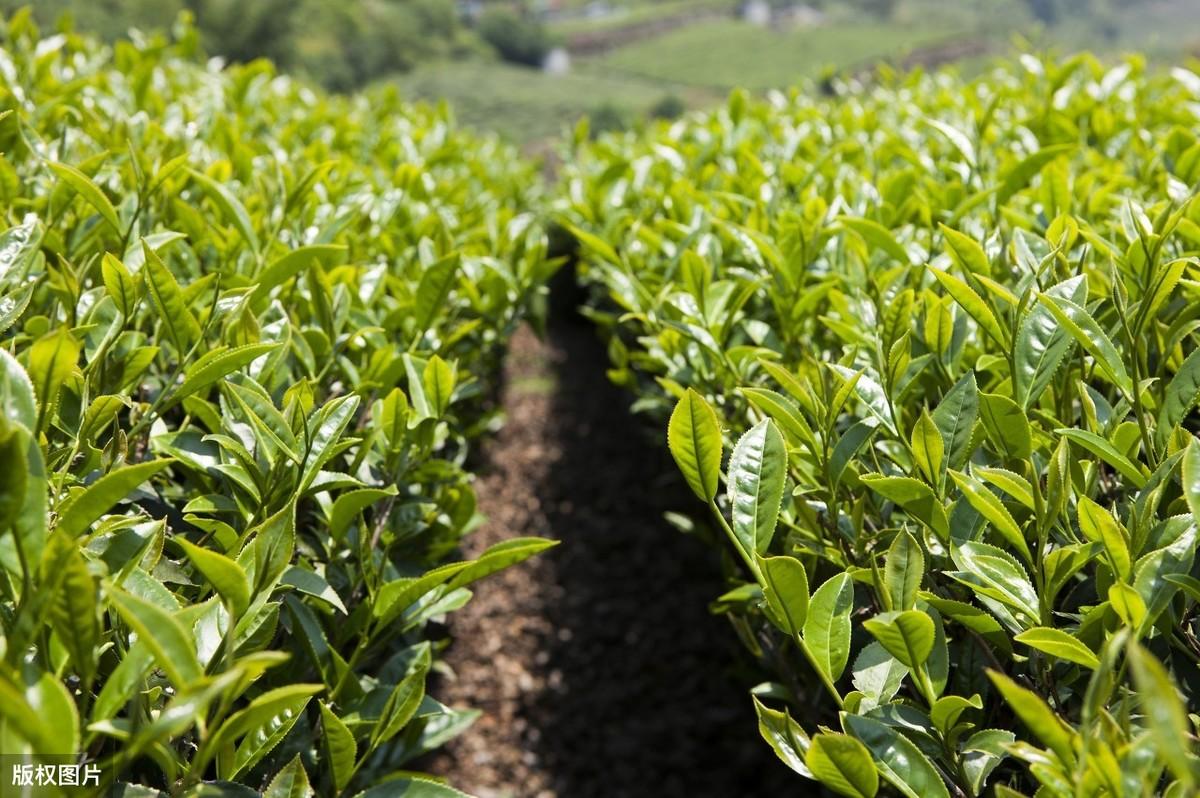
top-left (425, 287), bottom-right (794, 797)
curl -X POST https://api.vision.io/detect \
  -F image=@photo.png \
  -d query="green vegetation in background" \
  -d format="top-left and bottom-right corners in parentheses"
top-left (0, 10), bottom-right (558, 795)
top-left (593, 19), bottom-right (963, 91)
top-left (0, 0), bottom-right (478, 91)
top-left (394, 58), bottom-right (707, 144)
top-left (560, 48), bottom-right (1200, 798)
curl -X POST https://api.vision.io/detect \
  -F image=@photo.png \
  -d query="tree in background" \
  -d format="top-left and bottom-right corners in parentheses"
top-left (0, 0), bottom-right (470, 90)
top-left (184, 0), bottom-right (295, 65)
top-left (476, 6), bottom-right (555, 68)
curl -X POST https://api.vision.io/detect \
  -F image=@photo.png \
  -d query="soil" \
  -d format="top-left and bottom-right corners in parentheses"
top-left (424, 285), bottom-right (796, 797)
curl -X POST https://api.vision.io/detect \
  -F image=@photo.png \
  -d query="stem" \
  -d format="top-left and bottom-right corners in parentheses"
top-left (708, 499), bottom-right (760, 581)
top-left (797, 636), bottom-right (844, 709)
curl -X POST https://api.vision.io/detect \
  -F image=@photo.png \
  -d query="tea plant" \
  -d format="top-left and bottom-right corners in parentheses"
top-left (562, 54), bottom-right (1200, 796)
top-left (0, 11), bottom-right (557, 797)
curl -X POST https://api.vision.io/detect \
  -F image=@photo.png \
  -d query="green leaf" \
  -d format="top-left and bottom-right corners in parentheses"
top-left (0, 348), bottom-right (37, 430)
top-left (930, 694), bottom-right (982, 738)
top-left (189, 168), bottom-right (261, 255)
top-left (299, 395), bottom-right (361, 493)
top-left (997, 144), bottom-right (1074, 203)
top-left (1035, 292), bottom-right (1133, 397)
top-left (1109, 581), bottom-right (1148, 629)
top-left (950, 470), bottom-right (1031, 564)
top-left (142, 239), bottom-right (202, 353)
top-left (109, 588), bottom-right (202, 688)
top-left (667, 388), bottom-right (723, 502)
top-left (753, 697), bottom-right (812, 777)
top-left (329, 487), bottom-right (397, 542)
top-left (1014, 627), bottom-right (1099, 669)
top-left (1183, 440), bottom-right (1200, 522)
top-left (974, 466), bottom-right (1034, 510)
top-left (0, 667), bottom-right (77, 756)
top-left (860, 475), bottom-right (949, 541)
top-left (102, 253), bottom-right (139, 318)
top-left (1077, 497), bottom-right (1130, 582)
top-left (27, 326), bottom-right (80, 434)
top-left (281, 566), bottom-right (348, 614)
top-left (0, 216), bottom-right (43, 287)
top-left (803, 573), bottom-right (854, 683)
top-left (851, 641), bottom-right (909, 712)
top-left (757, 553), bottom-right (809, 637)
top-left (743, 386), bottom-right (818, 454)
top-left (173, 344), bottom-right (279, 405)
top-left (263, 756), bottom-right (313, 798)
top-left (909, 410), bottom-right (944, 486)
top-left (422, 355), bottom-right (456, 417)
top-left (839, 216), bottom-right (910, 264)
top-left (940, 225), bottom-right (990, 276)
top-left (961, 729), bottom-right (1015, 796)
top-left (1056, 428), bottom-right (1147, 488)
top-left (414, 253), bottom-right (461, 336)
top-left (251, 245), bottom-right (346, 305)
top-left (1014, 275), bottom-right (1086, 408)
top-left (1157, 348), bottom-right (1200, 448)
top-left (202, 684), bottom-right (323, 777)
top-left (445, 537), bottom-right (558, 591)
top-left (177, 538), bottom-right (251, 616)
top-left (978, 392), bottom-right (1031, 460)
top-left (806, 732), bottom-right (879, 798)
top-left (56, 459), bottom-right (173, 539)
top-left (884, 531), bottom-right (924, 611)
top-left (932, 373), bottom-right (978, 474)
top-left (1133, 520), bottom-right (1197, 627)
top-left (351, 780), bottom-right (471, 798)
top-left (1128, 642), bottom-right (1196, 788)
top-left (947, 541), bottom-right (1040, 625)
top-left (371, 650), bottom-right (431, 748)
top-left (844, 714), bottom-right (950, 798)
top-left (727, 418), bottom-right (787, 556)
top-left (987, 669), bottom-right (1076, 767)
top-left (926, 119), bottom-right (976, 166)
top-left (863, 609), bottom-right (935, 668)
top-left (929, 267), bottom-right (1006, 347)
top-left (50, 547), bottom-right (100, 680)
top-left (49, 161), bottom-right (122, 233)
top-left (0, 422), bottom-right (45, 579)
top-left (319, 702), bottom-right (357, 793)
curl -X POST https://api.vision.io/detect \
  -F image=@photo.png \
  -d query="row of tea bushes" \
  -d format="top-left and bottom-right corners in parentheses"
top-left (0, 12), bottom-right (558, 798)
top-left (560, 54), bottom-right (1200, 796)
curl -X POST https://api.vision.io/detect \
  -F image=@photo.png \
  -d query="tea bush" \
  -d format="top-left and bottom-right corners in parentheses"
top-left (561, 55), bottom-right (1200, 796)
top-left (0, 11), bottom-right (558, 797)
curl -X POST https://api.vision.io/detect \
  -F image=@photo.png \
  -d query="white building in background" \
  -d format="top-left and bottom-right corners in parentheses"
top-left (543, 47), bottom-right (571, 75)
top-left (742, 0), bottom-right (771, 27)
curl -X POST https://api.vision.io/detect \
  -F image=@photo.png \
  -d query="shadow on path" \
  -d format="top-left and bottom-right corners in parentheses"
top-left (426, 276), bottom-right (794, 797)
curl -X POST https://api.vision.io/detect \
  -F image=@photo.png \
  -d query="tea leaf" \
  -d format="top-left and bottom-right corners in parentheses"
top-left (727, 418), bottom-right (787, 556)
top-left (863, 609), bottom-right (934, 668)
top-left (883, 531), bottom-right (923, 611)
top-left (668, 388), bottom-right (723, 502)
top-left (844, 714), bottom-right (949, 798)
top-left (109, 588), bottom-right (202, 688)
top-left (1128, 642), bottom-right (1196, 788)
top-left (49, 161), bottom-right (121, 233)
top-left (803, 573), bottom-right (854, 683)
top-left (320, 702), bottom-right (357, 793)
top-left (758, 553), bottom-right (809, 636)
top-left (806, 732), bottom-right (878, 798)
top-left (55, 459), bottom-right (173, 539)
top-left (1014, 627), bottom-right (1099, 669)
top-left (987, 670), bottom-right (1076, 767)
top-left (753, 697), bottom-right (813, 777)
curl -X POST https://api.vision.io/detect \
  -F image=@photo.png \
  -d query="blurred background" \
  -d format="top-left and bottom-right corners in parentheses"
top-left (12, 0), bottom-right (1200, 145)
